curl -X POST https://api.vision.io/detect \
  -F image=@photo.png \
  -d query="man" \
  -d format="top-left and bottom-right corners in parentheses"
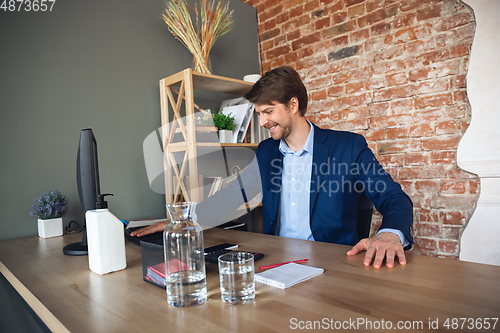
top-left (133, 66), bottom-right (413, 269)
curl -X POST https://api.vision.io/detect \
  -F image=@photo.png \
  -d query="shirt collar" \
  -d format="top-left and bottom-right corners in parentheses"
top-left (279, 120), bottom-right (314, 156)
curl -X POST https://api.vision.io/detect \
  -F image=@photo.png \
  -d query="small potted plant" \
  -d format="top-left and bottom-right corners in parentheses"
top-left (212, 111), bottom-right (235, 143)
top-left (30, 189), bottom-right (68, 238)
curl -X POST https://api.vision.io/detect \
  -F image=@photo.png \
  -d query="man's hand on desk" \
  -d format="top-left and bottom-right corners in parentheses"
top-left (346, 232), bottom-right (406, 269)
top-left (130, 220), bottom-right (169, 237)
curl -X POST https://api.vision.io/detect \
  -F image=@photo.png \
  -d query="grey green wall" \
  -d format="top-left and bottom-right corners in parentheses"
top-left (0, 0), bottom-right (259, 241)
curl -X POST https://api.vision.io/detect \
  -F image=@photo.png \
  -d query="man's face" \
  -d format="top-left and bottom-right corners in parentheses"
top-left (255, 102), bottom-right (293, 141)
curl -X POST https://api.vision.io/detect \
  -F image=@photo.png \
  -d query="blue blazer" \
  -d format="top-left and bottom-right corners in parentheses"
top-left (256, 124), bottom-right (413, 248)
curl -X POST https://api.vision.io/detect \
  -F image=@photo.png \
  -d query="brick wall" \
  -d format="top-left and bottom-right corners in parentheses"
top-left (240, 0), bottom-right (479, 258)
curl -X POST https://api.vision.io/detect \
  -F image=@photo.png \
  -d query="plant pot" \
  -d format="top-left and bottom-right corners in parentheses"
top-left (38, 218), bottom-right (63, 238)
top-left (219, 130), bottom-right (233, 143)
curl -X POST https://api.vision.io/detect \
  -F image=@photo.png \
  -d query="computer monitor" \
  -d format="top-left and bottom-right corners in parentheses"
top-left (63, 128), bottom-right (101, 256)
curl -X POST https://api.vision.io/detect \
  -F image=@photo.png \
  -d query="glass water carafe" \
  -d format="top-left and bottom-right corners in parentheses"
top-left (164, 202), bottom-right (207, 307)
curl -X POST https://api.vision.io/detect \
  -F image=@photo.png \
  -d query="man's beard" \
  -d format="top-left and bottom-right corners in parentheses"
top-left (269, 122), bottom-right (291, 141)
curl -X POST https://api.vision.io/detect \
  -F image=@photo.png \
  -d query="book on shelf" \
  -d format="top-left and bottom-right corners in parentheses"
top-left (250, 112), bottom-right (259, 143)
top-left (220, 98), bottom-right (255, 143)
top-left (207, 177), bottom-right (223, 197)
top-left (250, 111), bottom-right (271, 143)
top-left (220, 97), bottom-right (246, 109)
top-left (183, 175), bottom-right (213, 202)
top-left (237, 103), bottom-right (255, 143)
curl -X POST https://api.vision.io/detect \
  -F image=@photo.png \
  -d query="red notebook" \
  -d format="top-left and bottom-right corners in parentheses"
top-left (149, 259), bottom-right (192, 277)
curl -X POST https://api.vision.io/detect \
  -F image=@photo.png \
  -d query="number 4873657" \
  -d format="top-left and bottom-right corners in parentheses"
top-left (443, 318), bottom-right (498, 330)
top-left (1, 0), bottom-right (56, 12)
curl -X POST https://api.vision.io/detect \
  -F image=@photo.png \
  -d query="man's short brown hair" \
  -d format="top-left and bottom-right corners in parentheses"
top-left (244, 66), bottom-right (308, 116)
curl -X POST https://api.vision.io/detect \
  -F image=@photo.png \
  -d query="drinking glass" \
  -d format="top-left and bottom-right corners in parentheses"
top-left (218, 251), bottom-right (255, 305)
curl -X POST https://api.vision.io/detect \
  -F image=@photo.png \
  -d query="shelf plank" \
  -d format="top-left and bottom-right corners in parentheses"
top-left (175, 125), bottom-right (218, 133)
top-left (196, 142), bottom-right (259, 148)
top-left (220, 143), bottom-right (259, 148)
top-left (166, 142), bottom-right (188, 153)
top-left (168, 142), bottom-right (259, 151)
top-left (162, 69), bottom-right (254, 96)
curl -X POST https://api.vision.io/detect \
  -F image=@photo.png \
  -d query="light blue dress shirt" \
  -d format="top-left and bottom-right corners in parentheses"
top-left (278, 121), bottom-right (408, 246)
top-left (279, 121), bottom-right (315, 240)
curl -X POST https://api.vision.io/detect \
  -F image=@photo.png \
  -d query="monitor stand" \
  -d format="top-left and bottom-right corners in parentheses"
top-left (63, 229), bottom-right (88, 255)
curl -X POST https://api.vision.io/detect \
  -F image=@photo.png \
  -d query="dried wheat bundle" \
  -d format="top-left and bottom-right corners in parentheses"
top-left (163, 0), bottom-right (233, 74)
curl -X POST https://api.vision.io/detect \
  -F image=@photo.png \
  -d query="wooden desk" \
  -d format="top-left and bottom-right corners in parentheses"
top-left (1, 230), bottom-right (499, 333)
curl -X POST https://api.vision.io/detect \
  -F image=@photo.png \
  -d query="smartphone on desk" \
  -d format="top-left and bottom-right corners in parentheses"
top-left (204, 243), bottom-right (238, 254)
top-left (204, 243), bottom-right (264, 263)
top-left (204, 243), bottom-right (238, 263)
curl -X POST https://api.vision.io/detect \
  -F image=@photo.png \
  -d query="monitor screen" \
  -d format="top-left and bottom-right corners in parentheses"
top-left (63, 129), bottom-right (101, 256)
top-left (77, 129), bottom-right (100, 212)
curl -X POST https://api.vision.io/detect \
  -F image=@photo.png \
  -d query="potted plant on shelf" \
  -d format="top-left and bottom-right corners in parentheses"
top-left (30, 189), bottom-right (68, 238)
top-left (212, 111), bottom-right (235, 143)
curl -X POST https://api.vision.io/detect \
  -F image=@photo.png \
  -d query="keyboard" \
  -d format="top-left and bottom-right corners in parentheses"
top-left (126, 228), bottom-right (264, 263)
top-left (125, 227), bottom-right (163, 246)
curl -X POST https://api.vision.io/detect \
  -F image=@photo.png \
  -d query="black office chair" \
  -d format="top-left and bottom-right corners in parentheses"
top-left (356, 191), bottom-right (374, 239)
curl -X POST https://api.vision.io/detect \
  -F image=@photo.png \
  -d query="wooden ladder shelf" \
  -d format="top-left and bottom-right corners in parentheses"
top-left (159, 68), bottom-right (257, 205)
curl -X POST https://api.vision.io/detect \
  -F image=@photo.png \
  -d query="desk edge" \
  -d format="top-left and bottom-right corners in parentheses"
top-left (0, 261), bottom-right (70, 333)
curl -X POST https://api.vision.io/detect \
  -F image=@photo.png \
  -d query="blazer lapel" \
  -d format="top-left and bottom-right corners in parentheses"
top-left (310, 125), bottom-right (329, 217)
top-left (270, 142), bottom-right (283, 222)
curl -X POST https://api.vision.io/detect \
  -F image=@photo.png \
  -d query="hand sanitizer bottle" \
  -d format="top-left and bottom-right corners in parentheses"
top-left (86, 194), bottom-right (127, 275)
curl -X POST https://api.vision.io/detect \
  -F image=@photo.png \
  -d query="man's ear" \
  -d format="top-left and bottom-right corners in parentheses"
top-left (289, 97), bottom-right (299, 114)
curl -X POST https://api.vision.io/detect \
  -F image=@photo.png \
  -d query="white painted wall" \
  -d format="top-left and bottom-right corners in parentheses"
top-left (458, 0), bottom-right (500, 266)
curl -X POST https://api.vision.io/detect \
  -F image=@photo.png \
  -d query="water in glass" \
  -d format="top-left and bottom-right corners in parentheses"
top-left (219, 251), bottom-right (255, 305)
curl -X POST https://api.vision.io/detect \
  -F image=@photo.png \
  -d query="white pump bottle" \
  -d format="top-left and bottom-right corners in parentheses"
top-left (86, 194), bottom-right (127, 275)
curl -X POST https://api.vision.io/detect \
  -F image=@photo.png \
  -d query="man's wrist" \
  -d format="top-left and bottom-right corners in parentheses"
top-left (377, 228), bottom-right (409, 247)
